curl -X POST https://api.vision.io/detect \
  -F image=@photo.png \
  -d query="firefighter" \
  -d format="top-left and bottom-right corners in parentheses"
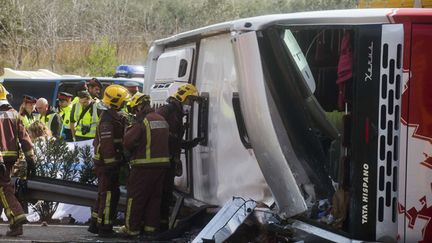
top-left (87, 78), bottom-right (103, 101)
top-left (19, 95), bottom-right (37, 128)
top-left (123, 91), bottom-right (144, 123)
top-left (57, 92), bottom-right (74, 142)
top-left (35, 98), bottom-right (62, 138)
top-left (88, 85), bottom-right (130, 237)
top-left (122, 82), bottom-right (141, 115)
top-left (119, 93), bottom-right (169, 238)
top-left (70, 91), bottom-right (99, 141)
top-left (156, 83), bottom-right (203, 229)
top-left (123, 81), bottom-right (140, 96)
top-left (0, 84), bottom-right (35, 236)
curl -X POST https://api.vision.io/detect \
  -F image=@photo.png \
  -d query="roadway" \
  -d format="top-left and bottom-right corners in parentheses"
top-left (0, 224), bottom-right (133, 242)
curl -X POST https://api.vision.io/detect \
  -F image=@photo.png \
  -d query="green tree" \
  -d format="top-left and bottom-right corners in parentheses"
top-left (78, 145), bottom-right (96, 185)
top-left (32, 138), bottom-right (80, 222)
top-left (87, 36), bottom-right (118, 76)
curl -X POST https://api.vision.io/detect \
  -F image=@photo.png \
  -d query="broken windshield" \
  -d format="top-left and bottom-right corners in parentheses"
top-left (256, 26), bottom-right (352, 226)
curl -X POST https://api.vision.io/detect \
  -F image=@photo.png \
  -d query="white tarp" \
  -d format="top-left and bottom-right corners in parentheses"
top-left (1, 140), bottom-right (95, 223)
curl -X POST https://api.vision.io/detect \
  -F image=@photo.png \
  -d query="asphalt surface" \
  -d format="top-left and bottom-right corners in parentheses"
top-left (0, 224), bottom-right (136, 242)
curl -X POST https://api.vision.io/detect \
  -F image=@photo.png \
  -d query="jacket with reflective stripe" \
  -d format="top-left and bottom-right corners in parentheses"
top-left (156, 98), bottom-right (184, 161)
top-left (0, 105), bottom-right (34, 162)
top-left (59, 104), bottom-right (72, 129)
top-left (93, 108), bottom-right (128, 166)
top-left (124, 109), bottom-right (169, 167)
top-left (20, 111), bottom-right (35, 128)
top-left (37, 109), bottom-right (62, 138)
top-left (71, 102), bottom-right (99, 138)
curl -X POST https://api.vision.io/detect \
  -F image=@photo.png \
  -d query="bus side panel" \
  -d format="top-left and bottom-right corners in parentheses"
top-left (399, 24), bottom-right (432, 243)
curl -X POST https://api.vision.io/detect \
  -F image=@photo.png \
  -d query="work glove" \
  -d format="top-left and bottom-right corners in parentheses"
top-left (15, 178), bottom-right (28, 199)
top-left (122, 149), bottom-right (132, 164)
top-left (174, 158), bottom-right (183, 177)
top-left (0, 162), bottom-right (6, 176)
top-left (181, 137), bottom-right (204, 149)
top-left (191, 137), bottom-right (205, 147)
top-left (26, 158), bottom-right (36, 178)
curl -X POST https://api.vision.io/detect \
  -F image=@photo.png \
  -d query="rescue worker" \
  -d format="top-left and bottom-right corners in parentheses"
top-left (124, 91), bottom-right (143, 123)
top-left (35, 98), bottom-right (62, 138)
top-left (87, 78), bottom-right (103, 101)
top-left (71, 81), bottom-right (87, 105)
top-left (19, 95), bottom-right (37, 128)
top-left (123, 81), bottom-right (140, 96)
top-left (156, 83), bottom-right (203, 229)
top-left (70, 91), bottom-right (99, 141)
top-left (119, 93), bottom-right (169, 238)
top-left (57, 92), bottom-right (74, 141)
top-left (0, 84), bottom-right (35, 236)
top-left (88, 85), bottom-right (130, 237)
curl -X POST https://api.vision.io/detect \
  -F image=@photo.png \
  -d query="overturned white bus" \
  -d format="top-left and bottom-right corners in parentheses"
top-left (145, 9), bottom-right (432, 242)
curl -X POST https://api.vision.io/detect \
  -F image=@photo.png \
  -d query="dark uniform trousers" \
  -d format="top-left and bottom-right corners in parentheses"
top-left (0, 160), bottom-right (26, 225)
top-left (94, 164), bottom-right (120, 230)
top-left (91, 108), bottom-right (127, 231)
top-left (156, 100), bottom-right (183, 226)
top-left (160, 161), bottom-right (175, 224)
top-left (125, 167), bottom-right (167, 234)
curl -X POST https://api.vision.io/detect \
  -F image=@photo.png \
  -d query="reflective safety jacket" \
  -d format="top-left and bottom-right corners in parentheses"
top-left (71, 96), bottom-right (79, 105)
top-left (70, 102), bottom-right (99, 138)
top-left (124, 108), bottom-right (170, 167)
top-left (20, 111), bottom-right (35, 128)
top-left (37, 108), bottom-right (62, 138)
top-left (58, 105), bottom-right (72, 129)
top-left (93, 108), bottom-right (128, 166)
top-left (0, 104), bottom-right (34, 163)
top-left (156, 98), bottom-right (184, 161)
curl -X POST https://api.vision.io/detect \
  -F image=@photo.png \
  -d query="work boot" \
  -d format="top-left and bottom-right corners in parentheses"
top-left (117, 225), bottom-right (139, 239)
top-left (87, 221), bottom-right (98, 234)
top-left (6, 224), bottom-right (23, 237)
top-left (6, 216), bottom-right (28, 237)
top-left (160, 219), bottom-right (169, 231)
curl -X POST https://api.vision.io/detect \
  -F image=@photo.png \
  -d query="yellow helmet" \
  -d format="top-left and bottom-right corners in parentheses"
top-left (128, 92), bottom-right (150, 108)
top-left (0, 84), bottom-right (8, 100)
top-left (102, 84), bottom-right (131, 109)
top-left (172, 83), bottom-right (198, 102)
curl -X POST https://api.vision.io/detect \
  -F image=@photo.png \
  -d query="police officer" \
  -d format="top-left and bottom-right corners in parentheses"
top-left (87, 78), bottom-right (103, 101)
top-left (0, 84), bottom-right (35, 236)
top-left (156, 83), bottom-right (203, 229)
top-left (119, 94), bottom-right (169, 238)
top-left (88, 85), bottom-right (130, 237)
top-left (57, 92), bottom-right (74, 141)
top-left (19, 95), bottom-right (37, 128)
top-left (70, 91), bottom-right (99, 141)
top-left (71, 81), bottom-right (87, 105)
top-left (35, 98), bottom-right (62, 138)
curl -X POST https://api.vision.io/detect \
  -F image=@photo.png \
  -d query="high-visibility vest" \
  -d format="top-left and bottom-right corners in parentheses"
top-left (20, 112), bottom-right (35, 128)
top-left (72, 102), bottom-right (99, 138)
top-left (71, 96), bottom-right (79, 105)
top-left (37, 112), bottom-right (59, 133)
top-left (59, 105), bottom-right (72, 129)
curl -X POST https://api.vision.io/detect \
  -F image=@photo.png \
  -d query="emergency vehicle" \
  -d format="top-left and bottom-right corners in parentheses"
top-left (0, 68), bottom-right (143, 109)
top-left (145, 8), bottom-right (432, 242)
